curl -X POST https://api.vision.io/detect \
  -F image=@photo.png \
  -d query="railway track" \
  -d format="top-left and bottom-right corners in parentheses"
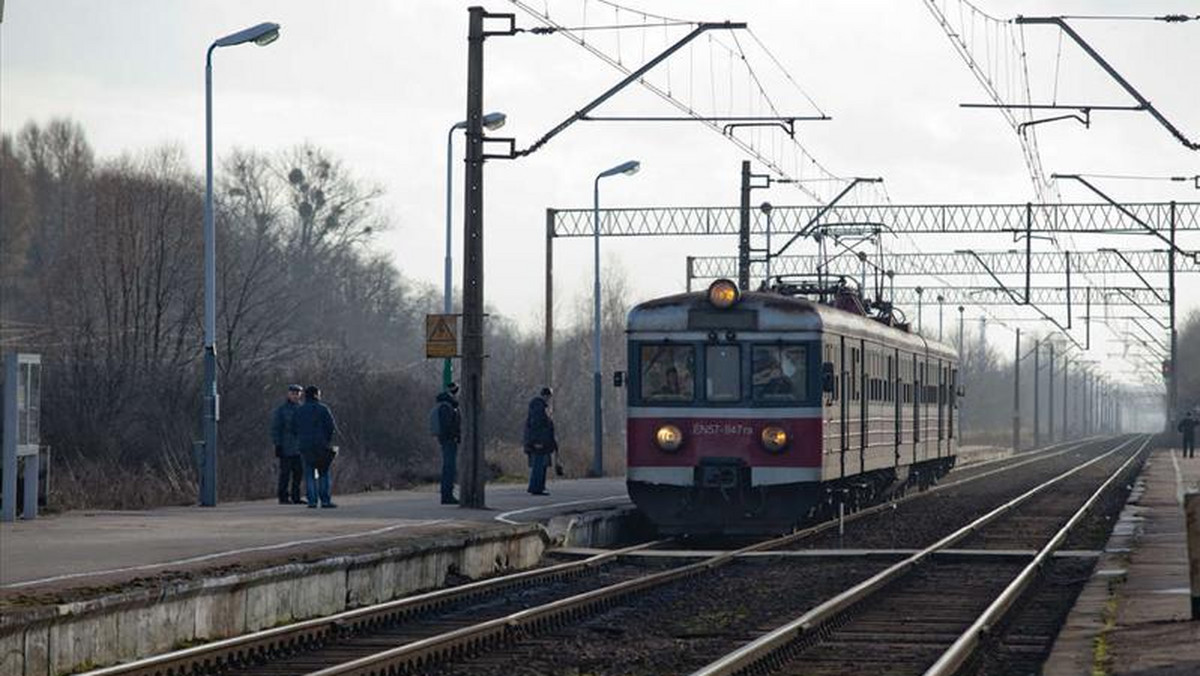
top-left (690, 434), bottom-right (1148, 676)
top-left (84, 435), bottom-right (1140, 676)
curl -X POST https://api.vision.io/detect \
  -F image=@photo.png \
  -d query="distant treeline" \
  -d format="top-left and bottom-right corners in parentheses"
top-left (0, 118), bottom-right (1188, 508)
top-left (0, 117), bottom-right (633, 509)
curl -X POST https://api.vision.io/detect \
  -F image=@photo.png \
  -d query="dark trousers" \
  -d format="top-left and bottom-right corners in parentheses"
top-left (528, 453), bottom-right (550, 494)
top-left (1185, 435), bottom-right (1196, 459)
top-left (439, 440), bottom-right (458, 501)
top-left (277, 455), bottom-right (302, 502)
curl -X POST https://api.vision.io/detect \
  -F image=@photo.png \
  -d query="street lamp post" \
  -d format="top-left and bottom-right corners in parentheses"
top-left (937, 295), bottom-right (945, 342)
top-left (201, 21), bottom-right (280, 507)
top-left (444, 112), bottom-right (506, 389)
top-left (592, 160), bottom-right (640, 477)
top-left (915, 287), bottom-right (924, 335)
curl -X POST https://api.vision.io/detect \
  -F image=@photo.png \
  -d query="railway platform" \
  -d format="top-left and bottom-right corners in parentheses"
top-left (0, 477), bottom-right (633, 676)
top-left (1045, 445), bottom-right (1200, 675)
top-left (0, 477), bottom-right (630, 591)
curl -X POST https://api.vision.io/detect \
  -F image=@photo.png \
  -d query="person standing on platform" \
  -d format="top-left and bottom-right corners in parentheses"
top-left (433, 382), bottom-right (462, 504)
top-left (295, 384), bottom-right (339, 508)
top-left (523, 387), bottom-right (557, 495)
top-left (271, 384), bottom-right (305, 504)
top-left (1179, 410), bottom-right (1198, 459)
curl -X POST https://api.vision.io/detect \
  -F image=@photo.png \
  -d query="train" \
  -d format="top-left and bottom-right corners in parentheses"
top-left (625, 278), bottom-right (961, 535)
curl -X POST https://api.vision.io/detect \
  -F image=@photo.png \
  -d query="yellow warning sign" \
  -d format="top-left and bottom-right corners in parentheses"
top-left (426, 314), bottom-right (459, 358)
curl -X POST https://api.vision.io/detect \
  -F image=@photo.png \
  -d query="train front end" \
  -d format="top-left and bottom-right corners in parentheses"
top-left (625, 280), bottom-right (825, 535)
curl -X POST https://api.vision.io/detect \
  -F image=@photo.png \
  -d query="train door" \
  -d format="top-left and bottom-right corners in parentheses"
top-left (937, 360), bottom-right (945, 457)
top-left (890, 351), bottom-right (899, 466)
top-left (949, 367), bottom-right (957, 441)
top-left (840, 335), bottom-right (848, 478)
top-left (913, 356), bottom-right (922, 461)
top-left (859, 340), bottom-right (867, 475)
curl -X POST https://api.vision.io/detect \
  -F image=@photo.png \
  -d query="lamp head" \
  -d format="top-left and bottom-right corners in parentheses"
top-left (214, 22), bottom-right (281, 48)
top-left (482, 112), bottom-right (507, 130)
top-left (599, 160), bottom-right (640, 179)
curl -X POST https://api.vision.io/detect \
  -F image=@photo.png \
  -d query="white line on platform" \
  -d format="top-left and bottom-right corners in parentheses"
top-left (2, 519), bottom-right (450, 589)
top-left (1171, 448), bottom-right (1184, 505)
top-left (495, 495), bottom-right (628, 524)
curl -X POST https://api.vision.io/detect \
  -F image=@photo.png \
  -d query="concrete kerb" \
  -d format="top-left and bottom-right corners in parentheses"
top-left (1, 524), bottom-right (548, 676)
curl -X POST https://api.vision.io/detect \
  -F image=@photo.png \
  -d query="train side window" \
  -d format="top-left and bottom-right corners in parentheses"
top-left (823, 344), bottom-right (838, 401)
top-left (705, 344), bottom-right (741, 402)
top-left (753, 344), bottom-right (808, 402)
top-left (639, 344), bottom-right (696, 402)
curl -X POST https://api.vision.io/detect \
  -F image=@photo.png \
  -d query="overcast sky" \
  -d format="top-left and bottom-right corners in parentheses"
top-left (2, 0), bottom-right (1197, 392)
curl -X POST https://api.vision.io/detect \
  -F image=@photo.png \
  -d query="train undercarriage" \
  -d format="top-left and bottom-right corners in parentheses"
top-left (629, 457), bottom-right (956, 535)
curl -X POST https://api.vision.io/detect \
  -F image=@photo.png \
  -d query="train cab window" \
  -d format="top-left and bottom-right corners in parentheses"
top-left (705, 345), bottom-right (741, 402)
top-left (752, 345), bottom-right (808, 402)
top-left (639, 344), bottom-right (696, 402)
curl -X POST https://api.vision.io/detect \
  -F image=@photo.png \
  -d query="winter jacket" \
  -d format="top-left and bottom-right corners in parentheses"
top-left (270, 400), bottom-right (302, 457)
top-left (523, 395), bottom-right (556, 454)
top-left (436, 392), bottom-right (461, 444)
top-left (1178, 417), bottom-right (1198, 440)
top-left (294, 396), bottom-right (338, 459)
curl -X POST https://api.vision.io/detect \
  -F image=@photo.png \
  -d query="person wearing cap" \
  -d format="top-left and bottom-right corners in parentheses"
top-left (523, 387), bottom-right (557, 495)
top-left (294, 385), bottom-right (339, 508)
top-left (270, 384), bottom-right (305, 504)
top-left (433, 382), bottom-right (462, 504)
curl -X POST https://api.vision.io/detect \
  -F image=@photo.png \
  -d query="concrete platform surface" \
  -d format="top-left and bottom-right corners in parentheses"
top-left (0, 442), bottom-right (1009, 594)
top-left (1044, 447), bottom-right (1200, 676)
top-left (0, 477), bottom-right (627, 591)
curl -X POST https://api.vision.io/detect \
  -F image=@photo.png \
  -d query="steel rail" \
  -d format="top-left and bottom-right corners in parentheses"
top-left (923, 434), bottom-right (1151, 676)
top-left (79, 539), bottom-right (667, 676)
top-left (305, 532), bottom-right (793, 676)
top-left (301, 437), bottom-right (1107, 676)
top-left (686, 434), bottom-right (1141, 676)
top-left (756, 436), bottom-right (1100, 550)
top-left (85, 439), bottom-right (1103, 676)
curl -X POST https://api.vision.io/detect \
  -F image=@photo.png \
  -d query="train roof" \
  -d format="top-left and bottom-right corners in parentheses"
top-left (628, 290), bottom-right (958, 361)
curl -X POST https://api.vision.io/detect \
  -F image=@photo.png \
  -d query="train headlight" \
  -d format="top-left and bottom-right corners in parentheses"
top-left (707, 279), bottom-right (740, 309)
top-left (760, 426), bottom-right (789, 453)
top-left (654, 424), bottom-right (684, 452)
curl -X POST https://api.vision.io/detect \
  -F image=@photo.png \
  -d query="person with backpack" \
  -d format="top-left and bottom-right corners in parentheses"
top-left (431, 382), bottom-right (462, 504)
top-left (523, 387), bottom-right (557, 496)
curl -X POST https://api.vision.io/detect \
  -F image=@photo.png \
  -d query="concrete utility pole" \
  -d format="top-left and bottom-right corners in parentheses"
top-left (1084, 372), bottom-right (1092, 436)
top-left (1170, 201), bottom-right (1178, 427)
top-left (738, 160), bottom-right (751, 291)
top-left (1048, 343), bottom-right (1055, 442)
top-left (1062, 357), bottom-right (1069, 440)
top-left (460, 6), bottom-right (488, 508)
top-left (1033, 339), bottom-right (1041, 448)
top-left (1013, 329), bottom-right (1022, 452)
top-left (958, 306), bottom-right (965, 438)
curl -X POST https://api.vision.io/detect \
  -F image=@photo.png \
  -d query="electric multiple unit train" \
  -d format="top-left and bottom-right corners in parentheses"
top-left (625, 279), bottom-right (960, 534)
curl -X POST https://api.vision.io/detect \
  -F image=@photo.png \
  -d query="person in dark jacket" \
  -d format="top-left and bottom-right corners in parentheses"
top-left (1179, 411), bottom-right (1198, 459)
top-left (293, 385), bottom-right (339, 508)
top-left (523, 387), bottom-right (557, 495)
top-left (270, 384), bottom-right (305, 504)
top-left (435, 382), bottom-right (462, 504)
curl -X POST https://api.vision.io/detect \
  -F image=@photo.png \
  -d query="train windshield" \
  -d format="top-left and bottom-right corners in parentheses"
top-left (640, 344), bottom-right (696, 402)
top-left (752, 345), bottom-right (808, 402)
top-left (705, 345), bottom-right (741, 402)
